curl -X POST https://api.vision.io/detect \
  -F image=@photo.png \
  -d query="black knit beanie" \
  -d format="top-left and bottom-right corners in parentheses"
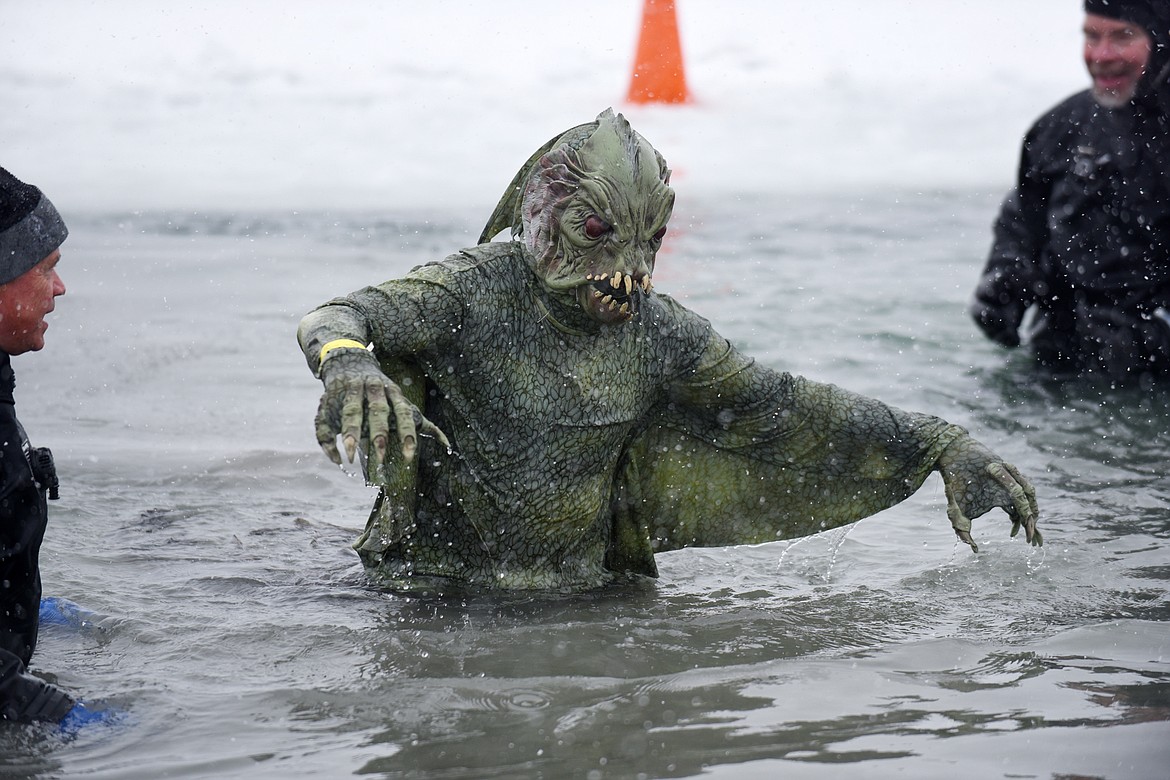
top-left (1084, 0), bottom-right (1170, 55)
top-left (0, 167), bottom-right (68, 285)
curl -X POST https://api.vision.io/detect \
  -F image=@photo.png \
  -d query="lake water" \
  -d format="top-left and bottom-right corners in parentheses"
top-left (2, 188), bottom-right (1167, 779)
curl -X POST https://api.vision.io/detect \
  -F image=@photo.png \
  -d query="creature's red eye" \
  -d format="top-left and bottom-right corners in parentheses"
top-left (652, 226), bottom-right (667, 241)
top-left (584, 216), bottom-right (610, 239)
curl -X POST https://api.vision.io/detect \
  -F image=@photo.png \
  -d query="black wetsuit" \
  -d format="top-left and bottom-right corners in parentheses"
top-left (971, 87), bottom-right (1170, 383)
top-left (0, 352), bottom-right (73, 723)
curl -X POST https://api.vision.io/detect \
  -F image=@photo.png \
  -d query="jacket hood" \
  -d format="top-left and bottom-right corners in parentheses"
top-left (1085, 0), bottom-right (1170, 99)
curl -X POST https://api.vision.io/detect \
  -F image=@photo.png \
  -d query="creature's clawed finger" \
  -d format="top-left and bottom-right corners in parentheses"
top-left (986, 462), bottom-right (1042, 546)
top-left (319, 438), bottom-right (342, 465)
top-left (418, 419), bottom-right (452, 452)
top-left (946, 493), bottom-right (979, 553)
top-left (314, 398), bottom-right (343, 465)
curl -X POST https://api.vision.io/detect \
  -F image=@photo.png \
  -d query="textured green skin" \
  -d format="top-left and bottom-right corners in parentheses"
top-left (299, 111), bottom-right (1040, 591)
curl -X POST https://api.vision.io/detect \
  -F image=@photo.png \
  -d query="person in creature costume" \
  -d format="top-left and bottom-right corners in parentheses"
top-left (971, 0), bottom-right (1170, 385)
top-left (298, 109), bottom-right (1041, 591)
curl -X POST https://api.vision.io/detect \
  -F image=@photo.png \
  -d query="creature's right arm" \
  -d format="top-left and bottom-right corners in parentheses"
top-left (620, 303), bottom-right (1039, 555)
top-left (970, 127), bottom-right (1051, 347)
top-left (297, 281), bottom-right (455, 472)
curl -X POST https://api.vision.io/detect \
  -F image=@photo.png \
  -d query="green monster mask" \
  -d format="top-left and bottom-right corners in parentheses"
top-left (479, 109), bottom-right (675, 325)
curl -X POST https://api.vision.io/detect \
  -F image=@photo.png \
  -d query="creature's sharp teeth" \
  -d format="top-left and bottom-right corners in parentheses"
top-left (586, 273), bottom-right (594, 281)
top-left (608, 300), bottom-right (618, 311)
top-left (598, 272), bottom-right (608, 281)
top-left (642, 277), bottom-right (653, 293)
top-left (624, 276), bottom-right (633, 295)
top-left (602, 294), bottom-right (614, 305)
top-left (619, 302), bottom-right (630, 315)
top-left (612, 271), bottom-right (622, 289)
top-left (592, 289), bottom-right (603, 299)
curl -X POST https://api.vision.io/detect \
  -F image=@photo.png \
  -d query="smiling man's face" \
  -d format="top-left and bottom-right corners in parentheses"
top-left (1083, 13), bottom-right (1152, 107)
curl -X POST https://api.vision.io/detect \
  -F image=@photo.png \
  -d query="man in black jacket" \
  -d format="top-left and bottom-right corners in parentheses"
top-left (970, 0), bottom-right (1170, 385)
top-left (0, 166), bottom-right (77, 724)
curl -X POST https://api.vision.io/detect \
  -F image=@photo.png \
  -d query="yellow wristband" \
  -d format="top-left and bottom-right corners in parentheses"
top-left (318, 338), bottom-right (370, 365)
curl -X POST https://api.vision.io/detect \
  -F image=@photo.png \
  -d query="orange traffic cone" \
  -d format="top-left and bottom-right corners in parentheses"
top-left (626, 0), bottom-right (690, 104)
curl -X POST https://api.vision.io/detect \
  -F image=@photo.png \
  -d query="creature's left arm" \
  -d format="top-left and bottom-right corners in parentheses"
top-left (625, 325), bottom-right (1040, 553)
top-left (297, 279), bottom-right (456, 472)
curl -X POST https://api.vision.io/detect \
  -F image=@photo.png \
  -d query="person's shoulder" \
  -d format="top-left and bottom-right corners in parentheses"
top-left (406, 242), bottom-right (522, 284)
top-left (455, 240), bottom-right (523, 268)
top-left (1031, 90), bottom-right (1097, 132)
top-left (1017, 90), bottom-right (1098, 158)
top-left (640, 291), bottom-right (713, 342)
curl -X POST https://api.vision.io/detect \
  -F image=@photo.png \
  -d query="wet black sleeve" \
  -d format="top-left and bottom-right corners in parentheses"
top-left (0, 647), bottom-right (73, 723)
top-left (0, 402), bottom-right (48, 667)
top-left (971, 122), bottom-right (1053, 347)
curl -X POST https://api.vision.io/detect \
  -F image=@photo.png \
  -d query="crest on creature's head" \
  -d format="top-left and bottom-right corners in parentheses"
top-left (479, 109), bottom-right (675, 325)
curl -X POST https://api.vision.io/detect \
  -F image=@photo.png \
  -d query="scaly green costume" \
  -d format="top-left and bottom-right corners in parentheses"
top-left (298, 110), bottom-right (1040, 590)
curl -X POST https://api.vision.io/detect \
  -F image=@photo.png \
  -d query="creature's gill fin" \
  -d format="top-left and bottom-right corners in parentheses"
top-left (478, 112), bottom-right (615, 245)
top-left (478, 131), bottom-right (568, 245)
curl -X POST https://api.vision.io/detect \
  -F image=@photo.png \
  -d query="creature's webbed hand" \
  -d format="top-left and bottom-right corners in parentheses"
top-left (315, 349), bottom-right (450, 473)
top-left (936, 433), bottom-right (1041, 552)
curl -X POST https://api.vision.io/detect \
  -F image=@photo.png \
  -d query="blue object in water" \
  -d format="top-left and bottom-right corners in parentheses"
top-left (39, 597), bottom-right (96, 630)
top-left (59, 701), bottom-right (128, 735)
